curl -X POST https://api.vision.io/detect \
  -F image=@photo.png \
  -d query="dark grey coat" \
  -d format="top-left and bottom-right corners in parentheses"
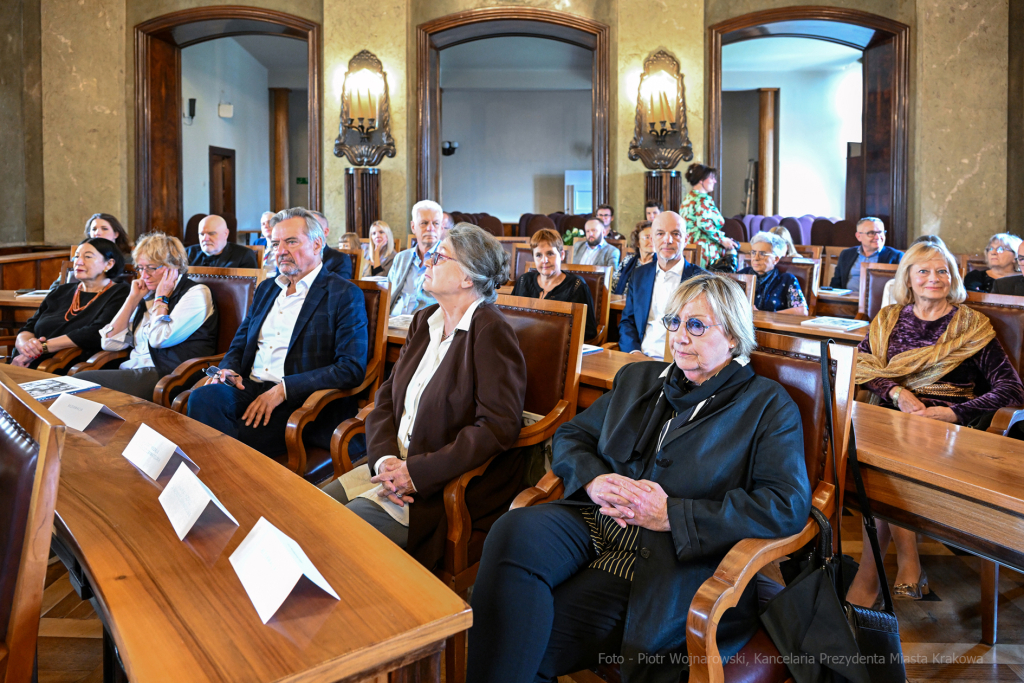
top-left (552, 360), bottom-right (811, 683)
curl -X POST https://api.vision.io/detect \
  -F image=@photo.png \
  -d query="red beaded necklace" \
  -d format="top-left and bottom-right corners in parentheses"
top-left (65, 281), bottom-right (112, 321)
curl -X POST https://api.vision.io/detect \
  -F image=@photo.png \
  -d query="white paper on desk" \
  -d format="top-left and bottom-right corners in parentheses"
top-left (229, 516), bottom-right (339, 624)
top-left (158, 463), bottom-right (238, 540)
top-left (121, 423), bottom-right (197, 480)
top-left (49, 393), bottom-right (121, 431)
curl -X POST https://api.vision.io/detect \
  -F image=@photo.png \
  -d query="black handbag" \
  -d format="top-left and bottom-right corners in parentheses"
top-left (706, 248), bottom-right (738, 273)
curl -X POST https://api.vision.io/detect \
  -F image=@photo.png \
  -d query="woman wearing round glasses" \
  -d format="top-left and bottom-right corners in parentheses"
top-left (468, 273), bottom-right (811, 683)
top-left (73, 232), bottom-right (217, 399)
top-left (963, 233), bottom-right (1022, 293)
top-left (737, 231), bottom-right (808, 315)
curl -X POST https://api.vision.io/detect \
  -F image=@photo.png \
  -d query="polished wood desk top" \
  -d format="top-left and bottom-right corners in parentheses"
top-left (0, 289), bottom-right (48, 308)
top-left (818, 291), bottom-right (860, 303)
top-left (611, 294), bottom-right (624, 311)
top-left (752, 311), bottom-right (866, 343)
top-left (1, 365), bottom-right (470, 682)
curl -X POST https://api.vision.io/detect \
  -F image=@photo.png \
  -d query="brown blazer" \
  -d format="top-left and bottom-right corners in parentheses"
top-left (366, 302), bottom-right (528, 569)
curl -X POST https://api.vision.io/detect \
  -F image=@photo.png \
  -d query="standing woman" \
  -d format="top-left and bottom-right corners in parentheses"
top-left (13, 238), bottom-right (129, 369)
top-left (367, 220), bottom-right (398, 276)
top-left (964, 233), bottom-right (1022, 292)
top-left (681, 163), bottom-right (737, 269)
top-left (612, 221), bottom-right (654, 295)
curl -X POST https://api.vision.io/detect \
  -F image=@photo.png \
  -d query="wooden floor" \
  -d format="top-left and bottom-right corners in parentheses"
top-left (37, 512), bottom-right (1024, 683)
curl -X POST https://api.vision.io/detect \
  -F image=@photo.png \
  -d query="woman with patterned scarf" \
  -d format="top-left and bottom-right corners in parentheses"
top-left (846, 240), bottom-right (1023, 608)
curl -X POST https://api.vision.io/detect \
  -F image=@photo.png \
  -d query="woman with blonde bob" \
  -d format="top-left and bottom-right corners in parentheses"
top-left (847, 240), bottom-right (1023, 607)
top-left (367, 220), bottom-right (397, 277)
top-left (74, 233), bottom-right (218, 399)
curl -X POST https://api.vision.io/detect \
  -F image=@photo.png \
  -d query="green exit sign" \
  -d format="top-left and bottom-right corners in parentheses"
top-left (296, 177), bottom-right (308, 185)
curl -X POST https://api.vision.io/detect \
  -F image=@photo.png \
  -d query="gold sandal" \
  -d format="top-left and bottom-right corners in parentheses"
top-left (893, 569), bottom-right (929, 600)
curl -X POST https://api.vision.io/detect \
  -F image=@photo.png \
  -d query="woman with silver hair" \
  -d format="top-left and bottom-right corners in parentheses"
top-left (323, 223), bottom-right (528, 572)
top-left (964, 232), bottom-right (1023, 293)
top-left (736, 231), bottom-right (808, 315)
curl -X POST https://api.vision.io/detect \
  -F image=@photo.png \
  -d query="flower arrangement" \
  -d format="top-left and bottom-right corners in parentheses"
top-left (563, 227), bottom-right (584, 246)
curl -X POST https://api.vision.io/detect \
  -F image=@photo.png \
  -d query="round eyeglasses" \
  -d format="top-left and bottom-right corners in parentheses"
top-left (661, 315), bottom-right (723, 336)
top-left (986, 246), bottom-right (1012, 254)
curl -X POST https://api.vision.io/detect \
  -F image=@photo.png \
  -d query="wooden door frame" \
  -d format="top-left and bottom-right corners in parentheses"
top-left (134, 6), bottom-right (321, 239)
top-left (416, 8), bottom-right (610, 207)
top-left (208, 145), bottom-right (236, 218)
top-left (707, 7), bottom-right (910, 246)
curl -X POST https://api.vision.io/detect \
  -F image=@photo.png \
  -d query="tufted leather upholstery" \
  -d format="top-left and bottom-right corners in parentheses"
top-left (857, 262), bottom-right (900, 321)
top-left (775, 257), bottom-right (820, 314)
top-left (186, 269), bottom-right (260, 353)
top-left (495, 300), bottom-right (575, 417)
top-left (526, 214), bottom-right (557, 238)
top-left (0, 407), bottom-right (40, 643)
top-left (966, 292), bottom-right (1024, 377)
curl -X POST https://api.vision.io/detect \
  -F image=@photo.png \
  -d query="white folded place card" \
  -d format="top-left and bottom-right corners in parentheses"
top-left (49, 393), bottom-right (122, 431)
top-left (121, 423), bottom-right (197, 480)
top-left (158, 463), bottom-right (238, 540)
top-left (229, 517), bottom-right (339, 624)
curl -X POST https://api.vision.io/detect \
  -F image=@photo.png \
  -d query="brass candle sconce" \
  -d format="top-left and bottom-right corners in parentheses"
top-left (628, 49), bottom-right (693, 170)
top-left (334, 50), bottom-right (396, 167)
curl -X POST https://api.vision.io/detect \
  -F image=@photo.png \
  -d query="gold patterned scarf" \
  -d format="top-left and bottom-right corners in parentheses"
top-left (854, 303), bottom-right (995, 392)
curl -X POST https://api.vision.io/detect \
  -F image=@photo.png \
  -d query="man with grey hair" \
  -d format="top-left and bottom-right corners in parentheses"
top-left (187, 207), bottom-right (368, 459)
top-left (388, 199), bottom-right (444, 315)
top-left (185, 214), bottom-right (258, 268)
top-left (829, 216), bottom-right (903, 292)
top-left (307, 210), bottom-right (354, 280)
top-left (573, 218), bottom-right (621, 269)
top-left (441, 212), bottom-right (455, 240)
top-left (255, 211), bottom-right (275, 247)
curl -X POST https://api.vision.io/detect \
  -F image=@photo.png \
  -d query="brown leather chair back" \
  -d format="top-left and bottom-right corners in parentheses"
top-left (966, 292), bottom-right (1024, 377)
top-left (525, 214), bottom-right (557, 238)
top-left (184, 213), bottom-right (205, 247)
top-left (775, 257), bottom-right (820, 314)
top-left (831, 219), bottom-right (859, 247)
top-left (562, 214), bottom-right (588, 235)
top-left (529, 262), bottom-right (612, 346)
top-left (810, 219), bottom-right (834, 247)
top-left (723, 218), bottom-right (746, 244)
top-left (794, 245), bottom-right (823, 260)
top-left (186, 267), bottom-right (263, 353)
top-left (477, 214), bottom-right (504, 237)
top-left (517, 213), bottom-right (534, 237)
top-left (355, 279), bottom-right (390, 380)
top-left (514, 245), bottom-right (535, 281)
top-left (725, 272), bottom-right (757, 308)
top-left (338, 248), bottom-right (363, 281)
top-left (779, 217), bottom-right (804, 245)
top-left (496, 238), bottom-right (529, 282)
top-left (495, 295), bottom-right (585, 418)
top-left (0, 374), bottom-right (63, 680)
top-left (857, 262), bottom-right (900, 321)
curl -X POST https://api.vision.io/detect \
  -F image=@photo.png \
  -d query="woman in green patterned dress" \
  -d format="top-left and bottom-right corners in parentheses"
top-left (681, 163), bottom-right (737, 268)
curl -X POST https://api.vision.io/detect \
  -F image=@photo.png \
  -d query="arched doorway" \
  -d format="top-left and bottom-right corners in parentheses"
top-left (416, 8), bottom-right (610, 207)
top-left (134, 7), bottom-right (322, 238)
top-left (708, 8), bottom-right (910, 246)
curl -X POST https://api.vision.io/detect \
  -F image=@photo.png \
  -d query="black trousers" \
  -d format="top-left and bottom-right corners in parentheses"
top-left (467, 504), bottom-right (632, 683)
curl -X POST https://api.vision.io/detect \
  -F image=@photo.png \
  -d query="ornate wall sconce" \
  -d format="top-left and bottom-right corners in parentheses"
top-left (629, 50), bottom-right (693, 170)
top-left (334, 50), bottom-right (396, 167)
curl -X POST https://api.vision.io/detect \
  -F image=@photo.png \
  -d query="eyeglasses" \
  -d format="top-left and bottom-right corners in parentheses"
top-left (749, 250), bottom-right (775, 259)
top-left (986, 246), bottom-right (1013, 254)
top-left (137, 264), bottom-right (165, 275)
top-left (857, 230), bottom-right (886, 238)
top-left (430, 251), bottom-right (457, 267)
top-left (661, 315), bottom-right (723, 336)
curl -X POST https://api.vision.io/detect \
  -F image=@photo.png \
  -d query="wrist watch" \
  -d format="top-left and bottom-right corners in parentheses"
top-left (890, 386), bottom-right (903, 403)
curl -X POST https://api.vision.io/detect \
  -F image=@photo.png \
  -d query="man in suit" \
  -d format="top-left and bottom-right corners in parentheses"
top-left (573, 219), bottom-right (621, 269)
top-left (187, 207), bottom-right (368, 458)
top-left (993, 240), bottom-right (1024, 296)
top-left (829, 217), bottom-right (903, 291)
top-left (596, 204), bottom-right (624, 240)
top-left (185, 215), bottom-right (258, 269)
top-left (308, 210), bottom-right (354, 280)
top-left (619, 211), bottom-right (705, 359)
top-left (388, 199), bottom-right (444, 315)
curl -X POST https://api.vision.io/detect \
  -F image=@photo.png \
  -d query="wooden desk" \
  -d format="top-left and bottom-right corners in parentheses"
top-left (0, 289), bottom-right (46, 334)
top-left (1, 365), bottom-right (469, 682)
top-left (753, 311), bottom-right (866, 344)
top-left (816, 291), bottom-right (859, 318)
top-left (0, 290), bottom-right (48, 309)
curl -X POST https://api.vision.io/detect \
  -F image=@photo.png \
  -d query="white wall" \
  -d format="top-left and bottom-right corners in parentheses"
top-left (181, 38), bottom-right (271, 236)
top-left (440, 89), bottom-right (592, 221)
top-left (288, 89), bottom-right (309, 209)
top-left (723, 64), bottom-right (862, 218)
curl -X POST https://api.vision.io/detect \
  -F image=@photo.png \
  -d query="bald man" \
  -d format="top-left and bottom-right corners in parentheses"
top-left (186, 215), bottom-right (258, 269)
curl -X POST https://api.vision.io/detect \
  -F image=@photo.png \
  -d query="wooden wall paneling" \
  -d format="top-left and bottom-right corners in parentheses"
top-left (3, 261), bottom-right (35, 290)
top-left (345, 167), bottom-right (381, 238)
top-left (757, 88), bottom-right (777, 216)
top-left (38, 257), bottom-right (62, 289)
top-left (645, 171), bottom-right (683, 212)
top-left (862, 34), bottom-right (895, 243)
top-left (270, 88), bottom-right (291, 211)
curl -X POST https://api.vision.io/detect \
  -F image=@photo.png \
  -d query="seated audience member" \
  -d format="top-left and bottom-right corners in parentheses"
top-left (467, 273), bottom-right (812, 683)
top-left (388, 200), bottom-right (444, 315)
top-left (367, 220), bottom-right (397, 277)
top-left (75, 233), bottom-right (217, 399)
top-left (573, 219), bottom-right (621, 270)
top-left (738, 232), bottom-right (808, 315)
top-left (322, 224), bottom-right (527, 569)
top-left (85, 213), bottom-right (134, 264)
top-left (964, 232), bottom-right (1022, 293)
top-left (619, 211), bottom-right (705, 358)
top-left (254, 211), bottom-right (274, 248)
top-left (596, 204), bottom-right (624, 241)
top-left (829, 217), bottom-right (903, 290)
top-left (644, 201), bottom-right (662, 222)
top-left (185, 215), bottom-right (258, 269)
top-left (308, 210), bottom-right (354, 279)
top-left (612, 220), bottom-right (653, 295)
top-left (848, 240), bottom-right (1024, 608)
top-left (511, 228), bottom-right (597, 340)
top-left (188, 208), bottom-right (368, 458)
top-left (993, 237), bottom-right (1024, 296)
top-left (441, 212), bottom-right (455, 240)
top-left (339, 232), bottom-right (370, 278)
top-left (881, 235), bottom-right (948, 307)
top-left (768, 224), bottom-right (799, 257)
top-left (14, 238), bottom-right (129, 368)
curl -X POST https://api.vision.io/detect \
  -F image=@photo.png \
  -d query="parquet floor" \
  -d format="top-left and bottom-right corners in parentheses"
top-left (37, 512), bottom-right (1024, 682)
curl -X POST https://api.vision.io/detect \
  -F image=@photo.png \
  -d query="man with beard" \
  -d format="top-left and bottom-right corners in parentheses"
top-left (572, 218), bottom-right (621, 270)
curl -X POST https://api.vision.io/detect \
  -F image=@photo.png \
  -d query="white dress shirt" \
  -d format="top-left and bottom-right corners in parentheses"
top-left (249, 262), bottom-right (323, 397)
top-left (641, 258), bottom-right (686, 360)
top-left (99, 277), bottom-right (214, 369)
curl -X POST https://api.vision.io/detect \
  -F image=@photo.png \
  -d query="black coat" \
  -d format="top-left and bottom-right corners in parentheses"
top-left (185, 242), bottom-right (258, 269)
top-left (829, 245), bottom-right (903, 289)
top-left (993, 274), bottom-right (1024, 296)
top-left (552, 361), bottom-right (811, 683)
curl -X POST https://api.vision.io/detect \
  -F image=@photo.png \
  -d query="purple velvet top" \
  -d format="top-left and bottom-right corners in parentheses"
top-left (858, 305), bottom-right (1024, 425)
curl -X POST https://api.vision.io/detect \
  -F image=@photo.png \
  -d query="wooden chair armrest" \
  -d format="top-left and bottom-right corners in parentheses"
top-left (152, 354), bottom-right (224, 407)
top-left (854, 387), bottom-right (873, 403)
top-left (686, 481), bottom-right (835, 683)
top-left (68, 349), bottom-right (129, 375)
top-left (170, 376), bottom-right (213, 415)
top-left (515, 400), bottom-right (570, 448)
top-left (511, 470), bottom-right (565, 509)
top-left (329, 403), bottom-right (375, 478)
top-left (284, 388), bottom-right (349, 475)
top-left (601, 342), bottom-right (619, 351)
top-left (0, 642), bottom-right (7, 671)
top-left (987, 405), bottom-right (1021, 435)
top-left (36, 347), bottom-right (83, 374)
top-left (854, 312), bottom-right (869, 321)
top-left (443, 454), bottom-right (498, 578)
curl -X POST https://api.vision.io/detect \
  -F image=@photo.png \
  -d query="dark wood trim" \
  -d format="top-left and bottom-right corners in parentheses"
top-left (757, 88), bottom-right (777, 215)
top-left (1008, 0), bottom-right (1024, 234)
top-left (416, 8), bottom-right (610, 207)
top-left (707, 7), bottom-right (909, 244)
top-left (208, 145), bottom-right (236, 219)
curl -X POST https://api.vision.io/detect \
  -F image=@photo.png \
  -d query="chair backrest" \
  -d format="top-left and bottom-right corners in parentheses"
top-left (562, 214), bottom-right (588, 236)
top-left (59, 260), bottom-right (74, 285)
top-left (246, 244), bottom-right (265, 267)
top-left (794, 245), bottom-right (823, 260)
top-left (751, 332), bottom-right (856, 507)
top-left (514, 245), bottom-right (535, 281)
top-left (528, 262), bottom-right (612, 346)
top-left (761, 216), bottom-right (780, 231)
top-left (496, 238), bottom-right (530, 282)
top-left (725, 272), bottom-right (757, 308)
top-left (965, 292), bottom-right (1024, 377)
top-left (186, 267), bottom-right (264, 353)
top-left (517, 213), bottom-right (534, 237)
top-left (0, 373), bottom-right (63, 681)
top-left (338, 248), bottom-right (363, 281)
top-left (775, 257), bottom-right (820, 314)
top-left (477, 214), bottom-right (504, 237)
top-left (856, 262), bottom-right (900, 320)
top-left (966, 255), bottom-right (987, 274)
top-left (810, 219), bottom-right (834, 247)
top-left (723, 218), bottom-right (746, 244)
top-left (184, 213), bottom-right (205, 247)
top-left (494, 295), bottom-right (585, 419)
top-left (831, 219), bottom-right (859, 247)
top-left (822, 246), bottom-right (845, 288)
top-left (526, 214), bottom-right (557, 238)
top-left (353, 280), bottom-right (391, 392)
top-left (779, 217), bottom-right (803, 246)
top-left (683, 243), bottom-right (703, 268)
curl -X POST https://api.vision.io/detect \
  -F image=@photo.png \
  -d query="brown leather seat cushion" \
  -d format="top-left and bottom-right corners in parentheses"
top-left (969, 299), bottom-right (1024, 376)
top-left (526, 215), bottom-right (557, 238)
top-left (0, 406), bottom-right (41, 641)
top-left (864, 267), bottom-right (898, 320)
top-left (497, 303), bottom-right (573, 417)
top-left (775, 259), bottom-right (818, 314)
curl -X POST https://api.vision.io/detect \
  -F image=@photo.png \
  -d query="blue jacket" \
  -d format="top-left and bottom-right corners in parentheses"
top-left (220, 266), bottom-right (368, 403)
top-left (619, 259), bottom-right (706, 353)
top-left (830, 245), bottom-right (902, 289)
top-left (322, 245), bottom-right (354, 280)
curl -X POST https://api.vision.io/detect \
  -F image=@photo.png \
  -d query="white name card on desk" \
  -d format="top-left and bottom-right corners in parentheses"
top-left (49, 393), bottom-right (121, 431)
top-left (158, 463), bottom-right (238, 540)
top-left (122, 423), bottom-right (197, 481)
top-left (229, 517), bottom-right (339, 624)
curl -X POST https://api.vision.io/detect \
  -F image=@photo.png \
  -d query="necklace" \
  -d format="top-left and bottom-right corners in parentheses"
top-left (65, 281), bottom-right (111, 322)
top-left (440, 328), bottom-right (455, 343)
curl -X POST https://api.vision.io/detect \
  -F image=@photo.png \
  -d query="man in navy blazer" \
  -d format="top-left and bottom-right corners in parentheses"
top-left (309, 209), bottom-right (354, 280)
top-left (188, 208), bottom-right (368, 457)
top-left (619, 211), bottom-right (705, 358)
top-left (829, 217), bottom-right (903, 291)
